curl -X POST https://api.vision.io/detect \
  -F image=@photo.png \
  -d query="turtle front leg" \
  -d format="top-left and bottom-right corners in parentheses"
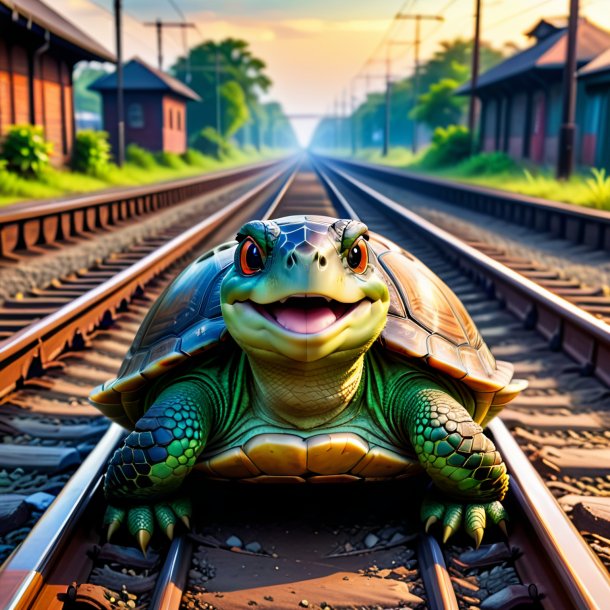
top-left (401, 380), bottom-right (509, 547)
top-left (104, 380), bottom-right (211, 552)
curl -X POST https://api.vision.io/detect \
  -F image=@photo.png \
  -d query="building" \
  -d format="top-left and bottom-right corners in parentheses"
top-left (577, 49), bottom-right (610, 171)
top-left (0, 0), bottom-right (115, 164)
top-left (460, 18), bottom-right (610, 168)
top-left (90, 58), bottom-right (201, 155)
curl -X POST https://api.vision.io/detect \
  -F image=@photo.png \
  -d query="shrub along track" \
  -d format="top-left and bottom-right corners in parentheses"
top-left (0, 158), bottom-right (609, 609)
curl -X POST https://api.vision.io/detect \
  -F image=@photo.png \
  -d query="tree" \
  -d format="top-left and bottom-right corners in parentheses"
top-left (73, 64), bottom-right (110, 115)
top-left (171, 39), bottom-right (271, 141)
top-left (410, 78), bottom-right (466, 129)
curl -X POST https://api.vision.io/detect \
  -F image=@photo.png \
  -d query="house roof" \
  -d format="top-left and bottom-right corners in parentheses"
top-left (90, 57), bottom-right (201, 102)
top-left (459, 17), bottom-right (610, 94)
top-left (0, 0), bottom-right (115, 62)
top-left (579, 47), bottom-right (610, 78)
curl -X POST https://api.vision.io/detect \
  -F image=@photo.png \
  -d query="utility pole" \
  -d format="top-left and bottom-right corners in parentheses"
top-left (383, 47), bottom-right (391, 157)
top-left (113, 0), bottom-right (124, 167)
top-left (396, 13), bottom-right (444, 153)
top-left (381, 43), bottom-right (409, 156)
top-left (341, 88), bottom-right (348, 151)
top-left (468, 0), bottom-right (482, 154)
top-left (350, 81), bottom-right (357, 156)
top-left (334, 98), bottom-right (340, 150)
top-left (557, 0), bottom-right (579, 180)
top-left (143, 20), bottom-right (196, 70)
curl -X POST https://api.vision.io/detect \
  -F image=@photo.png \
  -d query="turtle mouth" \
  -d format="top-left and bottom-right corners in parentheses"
top-left (249, 295), bottom-right (368, 335)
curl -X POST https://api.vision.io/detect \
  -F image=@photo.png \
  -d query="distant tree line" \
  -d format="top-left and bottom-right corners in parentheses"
top-left (171, 38), bottom-right (298, 153)
top-left (310, 38), bottom-right (505, 151)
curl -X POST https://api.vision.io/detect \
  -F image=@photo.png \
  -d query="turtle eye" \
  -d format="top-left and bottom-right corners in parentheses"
top-left (346, 237), bottom-right (368, 274)
top-left (239, 237), bottom-right (266, 275)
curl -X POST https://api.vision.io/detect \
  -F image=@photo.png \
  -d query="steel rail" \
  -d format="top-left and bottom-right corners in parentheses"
top-left (325, 156), bottom-right (610, 252)
top-left (0, 424), bottom-right (124, 610)
top-left (490, 419), bottom-right (610, 610)
top-left (316, 162), bottom-right (461, 610)
top-left (315, 157), bottom-right (610, 609)
top-left (0, 160), bottom-right (296, 398)
top-left (0, 158), bottom-right (287, 259)
top-left (148, 537), bottom-right (192, 610)
top-left (0, 161), bottom-right (301, 610)
top-left (319, 159), bottom-right (610, 387)
top-left (417, 535), bottom-right (460, 610)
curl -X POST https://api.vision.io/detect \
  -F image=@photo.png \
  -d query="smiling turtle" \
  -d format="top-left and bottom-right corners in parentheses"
top-left (90, 215), bottom-right (526, 553)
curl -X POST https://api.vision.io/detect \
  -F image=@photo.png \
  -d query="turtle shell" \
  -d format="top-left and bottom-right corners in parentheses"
top-left (89, 241), bottom-right (237, 428)
top-left (90, 220), bottom-right (523, 430)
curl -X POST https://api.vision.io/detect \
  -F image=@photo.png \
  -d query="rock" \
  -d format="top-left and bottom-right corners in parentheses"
top-left (568, 498), bottom-right (610, 539)
top-left (24, 492), bottom-right (55, 511)
top-left (388, 532), bottom-right (407, 546)
top-left (364, 533), bottom-right (379, 548)
top-left (480, 584), bottom-right (539, 609)
top-left (245, 541), bottom-right (262, 553)
top-left (344, 542), bottom-right (354, 552)
top-left (225, 535), bottom-right (243, 548)
top-left (0, 494), bottom-right (29, 536)
top-left (377, 525), bottom-right (400, 540)
top-left (458, 543), bottom-right (513, 568)
top-left (299, 600), bottom-right (309, 608)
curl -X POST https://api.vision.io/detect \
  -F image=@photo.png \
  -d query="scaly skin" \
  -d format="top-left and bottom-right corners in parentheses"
top-left (398, 378), bottom-right (509, 545)
top-left (104, 380), bottom-right (210, 552)
top-left (101, 217), bottom-right (512, 552)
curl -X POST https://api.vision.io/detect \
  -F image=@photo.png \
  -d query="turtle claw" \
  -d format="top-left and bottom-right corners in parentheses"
top-left (107, 520), bottom-right (121, 542)
top-left (137, 529), bottom-right (151, 556)
top-left (103, 495), bottom-right (192, 554)
top-left (498, 519), bottom-right (508, 538)
top-left (421, 492), bottom-right (508, 546)
top-left (424, 515), bottom-right (438, 533)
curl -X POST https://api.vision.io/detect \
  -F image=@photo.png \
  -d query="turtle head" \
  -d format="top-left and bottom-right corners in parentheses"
top-left (220, 216), bottom-right (390, 362)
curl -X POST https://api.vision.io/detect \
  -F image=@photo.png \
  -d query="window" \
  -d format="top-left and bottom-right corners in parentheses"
top-left (168, 108), bottom-right (173, 129)
top-left (177, 110), bottom-right (182, 131)
top-left (127, 103), bottom-right (144, 128)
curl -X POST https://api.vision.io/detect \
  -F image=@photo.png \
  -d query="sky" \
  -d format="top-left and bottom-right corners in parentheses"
top-left (59, 0), bottom-right (610, 145)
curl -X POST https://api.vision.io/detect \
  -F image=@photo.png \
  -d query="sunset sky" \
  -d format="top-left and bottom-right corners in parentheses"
top-left (58, 0), bottom-right (610, 144)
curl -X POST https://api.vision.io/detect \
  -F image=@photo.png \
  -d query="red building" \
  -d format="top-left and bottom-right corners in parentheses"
top-left (91, 58), bottom-right (201, 155)
top-left (0, 0), bottom-right (115, 164)
top-left (460, 18), bottom-right (610, 168)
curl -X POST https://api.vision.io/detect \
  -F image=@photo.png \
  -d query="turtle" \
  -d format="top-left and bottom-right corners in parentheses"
top-left (90, 215), bottom-right (527, 554)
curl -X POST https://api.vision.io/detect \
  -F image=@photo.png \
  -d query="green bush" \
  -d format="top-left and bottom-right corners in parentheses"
top-left (418, 125), bottom-right (471, 169)
top-left (126, 143), bottom-right (157, 169)
top-left (455, 152), bottom-right (519, 176)
top-left (584, 168), bottom-right (610, 209)
top-left (181, 148), bottom-right (209, 167)
top-left (0, 124), bottom-right (53, 176)
top-left (155, 151), bottom-right (186, 170)
top-left (191, 127), bottom-right (231, 159)
top-left (71, 130), bottom-right (112, 176)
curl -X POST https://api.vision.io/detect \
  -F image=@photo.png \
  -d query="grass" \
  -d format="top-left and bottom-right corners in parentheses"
top-left (0, 146), bottom-right (284, 207)
top-left (348, 146), bottom-right (610, 211)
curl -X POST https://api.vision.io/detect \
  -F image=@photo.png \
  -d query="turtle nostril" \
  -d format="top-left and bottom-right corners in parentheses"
top-left (286, 252), bottom-right (297, 269)
top-left (319, 255), bottom-right (327, 268)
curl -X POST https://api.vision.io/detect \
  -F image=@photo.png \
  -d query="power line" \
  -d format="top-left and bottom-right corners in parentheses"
top-left (485, 0), bottom-right (557, 31)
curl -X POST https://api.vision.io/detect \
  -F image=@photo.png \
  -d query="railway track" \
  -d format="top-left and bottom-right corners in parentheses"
top-left (0, 158), bottom-right (609, 609)
top-left (325, 157), bottom-right (610, 329)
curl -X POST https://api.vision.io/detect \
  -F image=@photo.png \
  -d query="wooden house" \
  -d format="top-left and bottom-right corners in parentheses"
top-left (578, 49), bottom-right (610, 171)
top-left (90, 58), bottom-right (201, 155)
top-left (460, 18), bottom-right (610, 168)
top-left (0, 0), bottom-right (115, 164)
